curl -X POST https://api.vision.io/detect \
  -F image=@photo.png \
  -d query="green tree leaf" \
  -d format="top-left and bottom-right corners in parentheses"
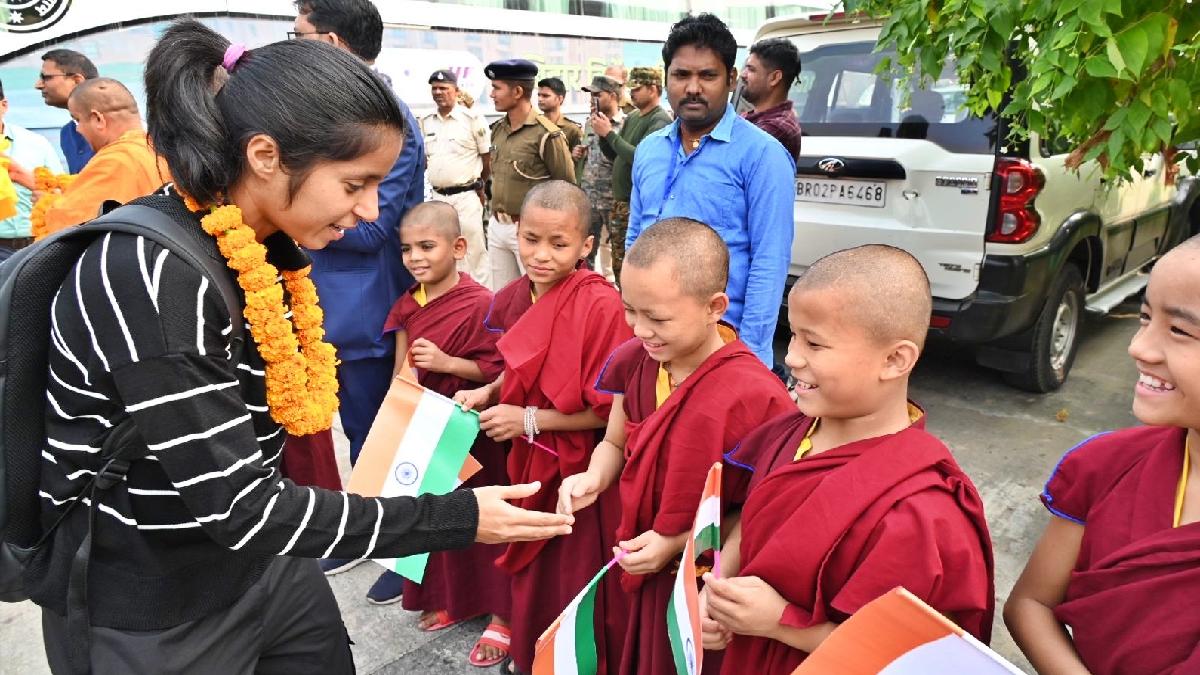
top-left (1168, 79), bottom-right (1192, 113)
top-left (1107, 37), bottom-right (1131, 74)
top-left (1085, 55), bottom-right (1120, 78)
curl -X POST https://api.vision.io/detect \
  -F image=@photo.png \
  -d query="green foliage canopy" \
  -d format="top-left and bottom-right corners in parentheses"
top-left (847, 0), bottom-right (1200, 183)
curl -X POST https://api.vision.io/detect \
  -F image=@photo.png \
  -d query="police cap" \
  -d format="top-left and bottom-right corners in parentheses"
top-left (428, 69), bottom-right (458, 85)
top-left (485, 59), bottom-right (539, 81)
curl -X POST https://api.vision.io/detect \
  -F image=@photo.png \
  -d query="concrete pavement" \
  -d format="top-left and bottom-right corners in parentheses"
top-left (1, 303), bottom-right (1143, 674)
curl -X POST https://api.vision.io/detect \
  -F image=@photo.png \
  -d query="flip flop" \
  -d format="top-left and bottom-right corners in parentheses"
top-left (420, 609), bottom-right (462, 632)
top-left (470, 622), bottom-right (512, 668)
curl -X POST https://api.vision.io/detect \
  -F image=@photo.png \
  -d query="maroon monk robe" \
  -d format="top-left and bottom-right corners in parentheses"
top-left (382, 273), bottom-right (512, 621)
top-left (720, 408), bottom-right (994, 675)
top-left (596, 335), bottom-right (793, 675)
top-left (280, 431), bottom-right (343, 490)
top-left (491, 270), bottom-right (634, 675)
top-left (1045, 426), bottom-right (1200, 675)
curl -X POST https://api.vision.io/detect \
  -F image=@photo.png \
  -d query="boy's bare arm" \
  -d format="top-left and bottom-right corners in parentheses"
top-left (719, 515), bottom-right (744, 578)
top-left (558, 397), bottom-right (627, 515)
top-left (1004, 517), bottom-right (1093, 675)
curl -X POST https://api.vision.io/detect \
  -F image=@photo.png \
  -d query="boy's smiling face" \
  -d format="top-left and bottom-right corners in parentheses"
top-left (785, 285), bottom-right (903, 419)
top-left (1129, 243), bottom-right (1200, 430)
top-left (400, 222), bottom-right (464, 287)
top-left (620, 258), bottom-right (727, 365)
top-left (518, 205), bottom-right (592, 292)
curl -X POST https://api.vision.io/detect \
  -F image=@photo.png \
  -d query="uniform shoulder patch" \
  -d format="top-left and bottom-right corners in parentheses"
top-left (536, 115), bottom-right (564, 136)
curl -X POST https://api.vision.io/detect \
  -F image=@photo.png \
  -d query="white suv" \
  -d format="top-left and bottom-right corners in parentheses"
top-left (746, 13), bottom-right (1200, 392)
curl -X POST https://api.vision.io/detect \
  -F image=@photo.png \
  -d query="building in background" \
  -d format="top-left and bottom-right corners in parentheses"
top-left (0, 0), bottom-right (826, 158)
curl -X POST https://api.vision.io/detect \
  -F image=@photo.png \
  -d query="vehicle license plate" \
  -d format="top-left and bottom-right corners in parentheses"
top-left (795, 178), bottom-right (886, 208)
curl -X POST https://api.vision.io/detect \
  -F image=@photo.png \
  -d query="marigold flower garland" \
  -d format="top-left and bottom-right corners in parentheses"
top-left (189, 197), bottom-right (340, 435)
top-left (30, 167), bottom-right (76, 240)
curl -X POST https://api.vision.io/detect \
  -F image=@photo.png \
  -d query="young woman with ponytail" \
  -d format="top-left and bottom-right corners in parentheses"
top-left (27, 19), bottom-right (572, 675)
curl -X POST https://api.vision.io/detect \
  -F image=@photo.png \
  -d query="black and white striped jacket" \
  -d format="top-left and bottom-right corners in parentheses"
top-left (25, 196), bottom-right (477, 630)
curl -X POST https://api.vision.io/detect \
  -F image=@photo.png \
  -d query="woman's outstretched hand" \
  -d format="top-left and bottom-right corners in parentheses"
top-left (473, 482), bottom-right (574, 544)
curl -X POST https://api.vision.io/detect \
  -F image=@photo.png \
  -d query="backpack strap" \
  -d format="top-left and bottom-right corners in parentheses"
top-left (65, 417), bottom-right (142, 675)
top-left (83, 203), bottom-right (246, 360)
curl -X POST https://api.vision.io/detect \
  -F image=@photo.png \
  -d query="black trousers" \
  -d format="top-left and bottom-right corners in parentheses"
top-left (42, 556), bottom-right (355, 675)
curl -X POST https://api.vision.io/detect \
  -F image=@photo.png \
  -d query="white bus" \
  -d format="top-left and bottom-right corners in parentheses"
top-left (0, 0), bottom-right (823, 155)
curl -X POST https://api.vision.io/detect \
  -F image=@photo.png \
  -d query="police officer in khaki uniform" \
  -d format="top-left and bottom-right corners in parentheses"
top-left (485, 59), bottom-right (576, 291)
top-left (536, 77), bottom-right (583, 152)
top-left (422, 68), bottom-right (492, 286)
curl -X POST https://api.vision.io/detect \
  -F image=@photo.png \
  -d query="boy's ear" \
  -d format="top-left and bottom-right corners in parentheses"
top-left (880, 339), bottom-right (921, 381)
top-left (706, 292), bottom-right (730, 321)
top-left (579, 234), bottom-right (594, 262)
top-left (453, 235), bottom-right (468, 261)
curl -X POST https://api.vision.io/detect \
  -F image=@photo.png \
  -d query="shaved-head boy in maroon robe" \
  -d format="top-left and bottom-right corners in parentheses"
top-left (1006, 236), bottom-right (1200, 675)
top-left (700, 245), bottom-right (994, 675)
top-left (558, 218), bottom-right (794, 675)
top-left (380, 202), bottom-right (513, 666)
top-left (457, 181), bottom-right (634, 675)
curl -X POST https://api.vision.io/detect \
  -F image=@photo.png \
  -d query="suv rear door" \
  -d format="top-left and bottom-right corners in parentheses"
top-left (778, 26), bottom-right (998, 302)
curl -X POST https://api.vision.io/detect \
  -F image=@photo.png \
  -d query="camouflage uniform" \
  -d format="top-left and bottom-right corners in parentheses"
top-left (580, 113), bottom-right (623, 274)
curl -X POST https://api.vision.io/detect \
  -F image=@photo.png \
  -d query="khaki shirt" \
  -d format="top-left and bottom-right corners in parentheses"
top-left (420, 105), bottom-right (490, 188)
top-left (555, 117), bottom-right (584, 151)
top-left (489, 107), bottom-right (576, 216)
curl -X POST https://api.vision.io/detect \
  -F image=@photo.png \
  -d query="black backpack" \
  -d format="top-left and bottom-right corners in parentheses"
top-left (0, 198), bottom-right (245, 664)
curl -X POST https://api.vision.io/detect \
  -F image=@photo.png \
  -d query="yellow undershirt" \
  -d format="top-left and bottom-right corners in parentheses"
top-left (795, 403), bottom-right (924, 462)
top-left (412, 284), bottom-right (428, 307)
top-left (1173, 437), bottom-right (1191, 528)
top-left (654, 325), bottom-right (738, 409)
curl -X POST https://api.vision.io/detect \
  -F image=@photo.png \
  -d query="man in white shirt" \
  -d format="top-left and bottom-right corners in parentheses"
top-left (421, 69), bottom-right (492, 287)
top-left (0, 76), bottom-right (63, 262)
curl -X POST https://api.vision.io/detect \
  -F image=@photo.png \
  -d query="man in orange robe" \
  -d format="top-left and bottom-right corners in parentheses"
top-left (42, 78), bottom-right (169, 234)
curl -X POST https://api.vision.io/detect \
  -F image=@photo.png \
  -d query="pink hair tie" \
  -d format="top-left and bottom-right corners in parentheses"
top-left (222, 44), bottom-right (248, 73)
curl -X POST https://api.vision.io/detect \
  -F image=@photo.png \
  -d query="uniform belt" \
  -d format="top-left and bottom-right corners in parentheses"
top-left (0, 237), bottom-right (35, 250)
top-left (433, 180), bottom-right (482, 196)
top-left (493, 211), bottom-right (519, 225)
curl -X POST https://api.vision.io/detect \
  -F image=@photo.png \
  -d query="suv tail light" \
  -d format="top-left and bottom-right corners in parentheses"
top-left (988, 158), bottom-right (1046, 243)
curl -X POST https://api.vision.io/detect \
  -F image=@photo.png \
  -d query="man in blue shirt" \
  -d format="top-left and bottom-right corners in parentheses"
top-left (0, 77), bottom-right (64, 262)
top-left (628, 13), bottom-right (795, 368)
top-left (35, 49), bottom-right (98, 174)
top-left (294, 0), bottom-right (426, 604)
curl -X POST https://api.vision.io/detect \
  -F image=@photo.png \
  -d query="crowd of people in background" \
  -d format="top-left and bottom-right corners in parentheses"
top-left (6, 1), bottom-right (1193, 675)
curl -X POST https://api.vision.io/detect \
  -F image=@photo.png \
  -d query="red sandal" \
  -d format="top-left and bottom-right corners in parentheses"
top-left (468, 622), bottom-right (511, 668)
top-left (420, 609), bottom-right (462, 632)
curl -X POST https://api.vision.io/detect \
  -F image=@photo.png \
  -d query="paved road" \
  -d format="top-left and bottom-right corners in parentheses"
top-left (1, 303), bottom-right (1142, 675)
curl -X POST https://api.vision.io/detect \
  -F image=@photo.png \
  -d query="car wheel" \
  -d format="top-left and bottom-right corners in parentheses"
top-left (1003, 263), bottom-right (1086, 393)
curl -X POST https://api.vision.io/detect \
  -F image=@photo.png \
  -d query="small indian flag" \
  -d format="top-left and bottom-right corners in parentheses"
top-left (667, 463), bottom-right (722, 675)
top-left (793, 588), bottom-right (1023, 675)
top-left (532, 553), bottom-right (625, 675)
top-left (347, 376), bottom-right (481, 582)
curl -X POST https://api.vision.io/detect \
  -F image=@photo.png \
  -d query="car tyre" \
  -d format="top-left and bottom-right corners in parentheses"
top-left (1003, 263), bottom-right (1085, 393)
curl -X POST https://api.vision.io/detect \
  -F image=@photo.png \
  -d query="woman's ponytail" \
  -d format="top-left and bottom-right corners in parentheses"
top-left (144, 19), bottom-right (238, 206)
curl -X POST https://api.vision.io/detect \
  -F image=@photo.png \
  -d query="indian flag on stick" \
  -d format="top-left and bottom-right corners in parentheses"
top-left (532, 552), bottom-right (626, 675)
top-left (347, 375), bottom-right (481, 583)
top-left (667, 463), bottom-right (723, 675)
top-left (792, 588), bottom-right (1023, 675)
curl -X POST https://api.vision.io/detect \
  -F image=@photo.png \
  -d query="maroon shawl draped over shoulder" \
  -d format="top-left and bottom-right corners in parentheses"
top-left (488, 270), bottom-right (633, 674)
top-left (1045, 426), bottom-right (1200, 675)
top-left (597, 336), bottom-right (792, 675)
top-left (597, 336), bottom-right (793, 592)
top-left (383, 273), bottom-right (511, 620)
top-left (492, 269), bottom-right (632, 572)
top-left (721, 409), bottom-right (994, 675)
